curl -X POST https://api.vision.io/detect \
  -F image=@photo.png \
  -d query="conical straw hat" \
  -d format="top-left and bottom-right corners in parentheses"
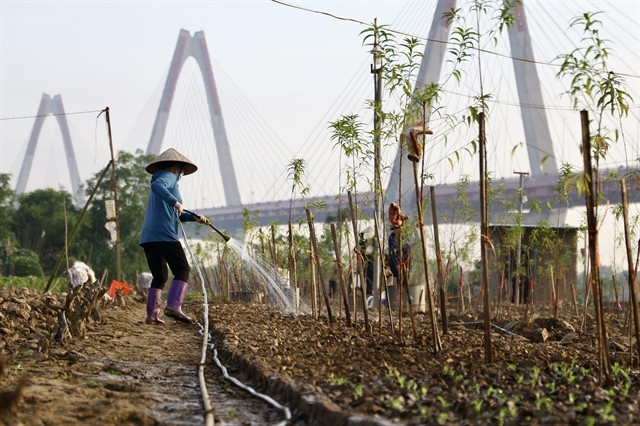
top-left (145, 148), bottom-right (198, 175)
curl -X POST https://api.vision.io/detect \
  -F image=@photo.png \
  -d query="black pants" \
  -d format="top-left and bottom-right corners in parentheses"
top-left (141, 241), bottom-right (190, 289)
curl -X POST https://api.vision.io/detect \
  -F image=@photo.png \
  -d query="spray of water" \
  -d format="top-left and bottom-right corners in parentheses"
top-left (225, 238), bottom-right (309, 315)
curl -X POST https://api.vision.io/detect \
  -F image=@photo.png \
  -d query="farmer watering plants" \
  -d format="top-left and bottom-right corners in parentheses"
top-left (139, 148), bottom-right (211, 325)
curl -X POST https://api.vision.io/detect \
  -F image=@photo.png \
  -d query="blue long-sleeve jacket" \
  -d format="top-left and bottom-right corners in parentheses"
top-left (139, 170), bottom-right (195, 244)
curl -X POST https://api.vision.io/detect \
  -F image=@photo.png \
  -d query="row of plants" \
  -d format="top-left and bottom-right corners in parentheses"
top-left (1, 2), bottom-right (638, 371)
top-left (323, 359), bottom-right (636, 424)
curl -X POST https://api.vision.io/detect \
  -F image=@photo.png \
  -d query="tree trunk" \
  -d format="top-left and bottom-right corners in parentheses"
top-left (580, 109), bottom-right (611, 384)
top-left (478, 112), bottom-right (493, 364)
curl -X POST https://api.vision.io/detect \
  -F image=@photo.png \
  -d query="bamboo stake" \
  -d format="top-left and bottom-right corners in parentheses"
top-left (373, 210), bottom-right (393, 334)
top-left (309, 228), bottom-right (318, 319)
top-left (430, 186), bottom-right (447, 334)
top-left (306, 208), bottom-right (334, 323)
top-left (396, 229), bottom-right (403, 342)
top-left (581, 109), bottom-right (611, 384)
top-left (288, 221), bottom-right (299, 313)
top-left (331, 223), bottom-right (352, 327)
top-left (347, 191), bottom-right (370, 330)
top-left (102, 108), bottom-right (122, 281)
top-left (374, 212), bottom-right (383, 333)
top-left (398, 229), bottom-right (417, 341)
top-left (412, 162), bottom-right (441, 352)
top-left (44, 161), bottom-right (112, 293)
top-left (621, 179), bottom-right (640, 364)
top-left (551, 265), bottom-right (558, 318)
top-left (478, 111), bottom-right (493, 363)
top-left (346, 229), bottom-right (357, 325)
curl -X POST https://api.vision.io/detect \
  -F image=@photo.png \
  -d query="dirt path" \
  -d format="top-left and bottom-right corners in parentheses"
top-left (1, 295), bottom-right (289, 425)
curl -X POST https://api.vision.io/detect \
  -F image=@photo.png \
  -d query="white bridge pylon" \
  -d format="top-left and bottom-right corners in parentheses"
top-left (15, 93), bottom-right (84, 204)
top-left (147, 29), bottom-right (242, 206)
top-left (387, 0), bottom-right (558, 206)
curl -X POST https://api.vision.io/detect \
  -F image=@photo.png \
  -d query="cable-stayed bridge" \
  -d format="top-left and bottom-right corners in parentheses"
top-left (10, 0), bottom-right (640, 235)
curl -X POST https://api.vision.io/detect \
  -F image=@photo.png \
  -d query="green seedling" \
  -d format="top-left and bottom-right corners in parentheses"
top-left (226, 407), bottom-right (241, 418)
top-left (611, 363), bottom-right (630, 379)
top-left (568, 393), bottom-right (577, 404)
top-left (443, 365), bottom-right (455, 376)
top-left (386, 366), bottom-right (396, 378)
top-left (351, 383), bottom-right (364, 399)
top-left (599, 399), bottom-right (616, 422)
top-left (506, 397), bottom-right (520, 416)
top-left (86, 380), bottom-right (105, 388)
top-left (420, 386), bottom-right (428, 397)
top-left (535, 394), bottom-right (553, 410)
top-left (12, 364), bottom-right (27, 375)
top-left (487, 386), bottom-right (503, 397)
top-left (106, 369), bottom-right (123, 376)
top-left (545, 381), bottom-right (556, 392)
top-left (419, 407), bottom-right (428, 419)
top-left (621, 381), bottom-right (631, 396)
top-left (437, 395), bottom-right (451, 409)
top-left (530, 365), bottom-right (541, 386)
top-left (328, 373), bottom-right (347, 385)
top-left (473, 399), bottom-right (483, 412)
top-left (391, 396), bottom-right (404, 410)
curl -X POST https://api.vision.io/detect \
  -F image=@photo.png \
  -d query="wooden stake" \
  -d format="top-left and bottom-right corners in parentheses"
top-left (430, 186), bottom-right (447, 334)
top-left (330, 223), bottom-right (352, 327)
top-left (412, 162), bottom-right (441, 352)
top-left (621, 179), bottom-right (640, 364)
top-left (306, 208), bottom-right (334, 323)
top-left (347, 191), bottom-right (370, 331)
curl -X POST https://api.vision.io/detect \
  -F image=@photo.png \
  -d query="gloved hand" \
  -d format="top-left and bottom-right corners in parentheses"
top-left (195, 214), bottom-right (210, 226)
top-left (174, 201), bottom-right (184, 215)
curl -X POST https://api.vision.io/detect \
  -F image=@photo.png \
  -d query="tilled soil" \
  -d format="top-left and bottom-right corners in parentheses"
top-left (1, 285), bottom-right (639, 425)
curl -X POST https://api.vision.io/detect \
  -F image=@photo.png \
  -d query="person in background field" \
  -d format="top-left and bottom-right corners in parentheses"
top-left (139, 148), bottom-right (210, 325)
top-left (328, 273), bottom-right (337, 298)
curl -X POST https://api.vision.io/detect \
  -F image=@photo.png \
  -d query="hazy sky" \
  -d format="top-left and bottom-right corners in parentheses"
top-left (1, 1), bottom-right (410, 194)
top-left (1, 1), bottom-right (638, 205)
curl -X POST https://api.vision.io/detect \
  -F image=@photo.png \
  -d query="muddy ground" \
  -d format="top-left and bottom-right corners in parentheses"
top-left (1, 285), bottom-right (639, 425)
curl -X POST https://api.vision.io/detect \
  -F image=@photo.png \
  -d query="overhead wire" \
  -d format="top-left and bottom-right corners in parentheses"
top-left (9, 1), bottom-right (638, 206)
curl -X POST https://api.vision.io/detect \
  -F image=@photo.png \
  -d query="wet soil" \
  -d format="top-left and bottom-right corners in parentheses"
top-left (1, 286), bottom-right (639, 425)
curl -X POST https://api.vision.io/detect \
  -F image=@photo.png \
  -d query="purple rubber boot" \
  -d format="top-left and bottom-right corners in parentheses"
top-left (164, 280), bottom-right (193, 323)
top-left (145, 288), bottom-right (166, 325)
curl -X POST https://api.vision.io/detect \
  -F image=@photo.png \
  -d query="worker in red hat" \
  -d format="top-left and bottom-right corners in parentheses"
top-left (139, 148), bottom-right (210, 325)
